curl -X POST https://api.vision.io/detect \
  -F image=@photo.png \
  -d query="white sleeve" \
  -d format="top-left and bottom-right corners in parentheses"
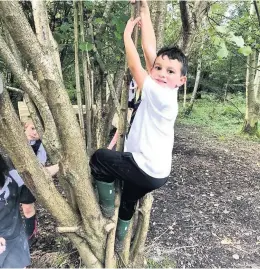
top-left (142, 76), bottom-right (167, 109)
top-left (8, 169), bottom-right (24, 187)
top-left (37, 144), bottom-right (47, 165)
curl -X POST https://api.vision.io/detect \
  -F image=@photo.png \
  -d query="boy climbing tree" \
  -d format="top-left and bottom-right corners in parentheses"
top-left (89, 0), bottom-right (187, 250)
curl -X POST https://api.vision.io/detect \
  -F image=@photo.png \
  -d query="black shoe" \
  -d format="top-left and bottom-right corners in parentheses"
top-left (25, 215), bottom-right (38, 247)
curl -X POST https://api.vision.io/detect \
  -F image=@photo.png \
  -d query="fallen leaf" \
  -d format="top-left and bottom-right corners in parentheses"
top-left (232, 254), bottom-right (239, 260)
top-left (221, 237), bottom-right (233, 245)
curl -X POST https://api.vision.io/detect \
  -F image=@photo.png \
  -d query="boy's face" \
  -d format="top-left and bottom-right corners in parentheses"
top-left (24, 122), bottom-right (40, 141)
top-left (150, 55), bottom-right (187, 89)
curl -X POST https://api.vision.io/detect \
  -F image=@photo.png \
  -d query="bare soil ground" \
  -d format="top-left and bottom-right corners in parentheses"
top-left (30, 123), bottom-right (260, 268)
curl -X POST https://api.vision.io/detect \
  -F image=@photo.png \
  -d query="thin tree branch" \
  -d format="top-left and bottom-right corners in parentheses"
top-left (96, 0), bottom-right (114, 35)
top-left (131, 193), bottom-right (154, 265)
top-left (73, 0), bottom-right (86, 140)
top-left (6, 85), bottom-right (23, 93)
top-left (78, 0), bottom-right (92, 153)
top-left (253, 0), bottom-right (260, 28)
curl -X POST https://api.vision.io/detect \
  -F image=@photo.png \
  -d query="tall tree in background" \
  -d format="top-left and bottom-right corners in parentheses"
top-left (242, 1), bottom-right (260, 137)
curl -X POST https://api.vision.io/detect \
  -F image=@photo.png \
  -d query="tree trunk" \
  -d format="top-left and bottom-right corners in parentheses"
top-left (241, 2), bottom-right (260, 137)
top-left (150, 1), bottom-right (167, 49)
top-left (242, 50), bottom-right (259, 137)
top-left (73, 0), bottom-right (85, 140)
top-left (78, 0), bottom-right (92, 153)
top-left (179, 1), bottom-right (209, 55)
top-left (185, 57), bottom-right (202, 115)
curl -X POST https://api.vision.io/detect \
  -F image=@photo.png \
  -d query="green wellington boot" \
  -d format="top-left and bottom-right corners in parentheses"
top-left (115, 218), bottom-right (131, 251)
top-left (95, 180), bottom-right (115, 218)
top-left (116, 218), bottom-right (131, 243)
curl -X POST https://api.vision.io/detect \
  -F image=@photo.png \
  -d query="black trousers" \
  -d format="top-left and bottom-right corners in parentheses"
top-left (89, 149), bottom-right (168, 220)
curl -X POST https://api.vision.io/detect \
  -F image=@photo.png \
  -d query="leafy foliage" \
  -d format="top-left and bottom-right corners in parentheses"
top-left (164, 1), bottom-right (259, 98)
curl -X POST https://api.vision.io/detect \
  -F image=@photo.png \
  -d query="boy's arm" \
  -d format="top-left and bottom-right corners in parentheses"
top-left (124, 17), bottom-right (147, 89)
top-left (139, 0), bottom-right (157, 71)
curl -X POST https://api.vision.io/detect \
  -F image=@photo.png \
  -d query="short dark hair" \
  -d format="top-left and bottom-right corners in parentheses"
top-left (156, 46), bottom-right (188, 76)
top-left (0, 155), bottom-right (8, 188)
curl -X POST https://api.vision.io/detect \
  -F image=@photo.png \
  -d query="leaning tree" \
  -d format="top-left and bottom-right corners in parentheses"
top-left (0, 0), bottom-right (208, 267)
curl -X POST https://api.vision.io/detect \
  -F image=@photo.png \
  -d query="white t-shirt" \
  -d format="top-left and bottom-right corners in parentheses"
top-left (124, 76), bottom-right (178, 178)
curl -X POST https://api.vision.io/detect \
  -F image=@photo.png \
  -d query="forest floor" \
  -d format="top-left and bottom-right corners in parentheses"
top-left (30, 123), bottom-right (260, 268)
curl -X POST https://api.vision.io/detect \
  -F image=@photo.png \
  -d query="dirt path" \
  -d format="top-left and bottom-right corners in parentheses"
top-left (31, 123), bottom-right (260, 267)
top-left (147, 124), bottom-right (260, 267)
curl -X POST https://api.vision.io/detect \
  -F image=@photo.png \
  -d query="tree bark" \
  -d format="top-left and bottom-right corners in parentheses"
top-left (78, 1), bottom-right (92, 154)
top-left (31, 0), bottom-right (63, 79)
top-left (179, 1), bottom-right (209, 55)
top-left (73, 1), bottom-right (85, 139)
top-left (242, 2), bottom-right (259, 137)
top-left (185, 56), bottom-right (202, 115)
top-left (150, 1), bottom-right (167, 50)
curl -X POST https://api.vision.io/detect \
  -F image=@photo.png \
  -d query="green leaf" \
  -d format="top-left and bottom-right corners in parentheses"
top-left (111, 17), bottom-right (118, 26)
top-left (53, 32), bottom-right (62, 43)
top-left (210, 3), bottom-right (222, 14)
top-left (229, 34), bottom-right (244, 47)
top-left (216, 25), bottom-right (228, 34)
top-left (114, 32), bottom-right (122, 40)
top-left (116, 23), bottom-right (125, 34)
top-left (212, 36), bottom-right (221, 46)
top-left (60, 23), bottom-right (70, 33)
top-left (208, 27), bottom-right (214, 36)
top-left (217, 42), bottom-right (228, 58)
top-left (238, 46), bottom-right (252, 56)
top-left (94, 18), bottom-right (104, 25)
top-left (79, 42), bottom-right (93, 52)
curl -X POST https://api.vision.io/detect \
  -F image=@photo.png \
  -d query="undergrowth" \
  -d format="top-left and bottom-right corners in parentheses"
top-left (177, 93), bottom-right (259, 141)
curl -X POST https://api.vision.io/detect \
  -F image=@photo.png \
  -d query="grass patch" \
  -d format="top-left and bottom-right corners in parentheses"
top-left (147, 257), bottom-right (176, 268)
top-left (177, 93), bottom-right (259, 140)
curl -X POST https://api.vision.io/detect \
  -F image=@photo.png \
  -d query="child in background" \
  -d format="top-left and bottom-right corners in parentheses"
top-left (22, 120), bottom-right (47, 246)
top-left (0, 155), bottom-right (31, 268)
top-left (24, 120), bottom-right (47, 165)
top-left (22, 119), bottom-right (59, 246)
top-left (90, 0), bottom-right (187, 247)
